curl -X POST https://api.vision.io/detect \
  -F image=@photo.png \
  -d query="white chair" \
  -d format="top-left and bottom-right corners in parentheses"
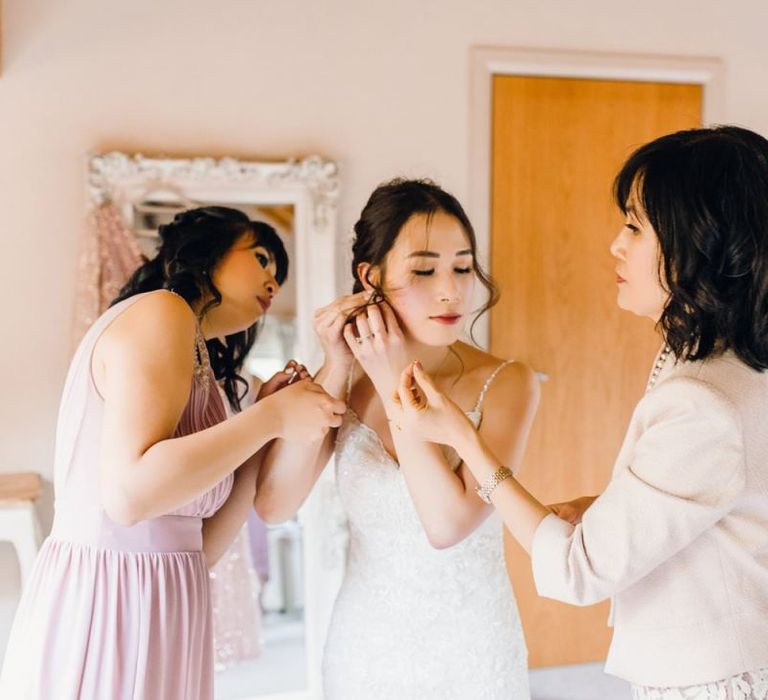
top-left (0, 473), bottom-right (43, 588)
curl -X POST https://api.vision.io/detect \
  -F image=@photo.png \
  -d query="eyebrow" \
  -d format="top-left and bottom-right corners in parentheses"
top-left (407, 249), bottom-right (473, 259)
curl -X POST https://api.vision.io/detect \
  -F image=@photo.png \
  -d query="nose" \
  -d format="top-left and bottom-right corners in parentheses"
top-left (438, 273), bottom-right (460, 303)
top-left (264, 273), bottom-right (278, 298)
top-left (610, 228), bottom-right (625, 260)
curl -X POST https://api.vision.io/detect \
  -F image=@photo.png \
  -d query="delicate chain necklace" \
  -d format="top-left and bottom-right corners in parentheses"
top-left (646, 344), bottom-right (673, 393)
top-left (427, 348), bottom-right (454, 378)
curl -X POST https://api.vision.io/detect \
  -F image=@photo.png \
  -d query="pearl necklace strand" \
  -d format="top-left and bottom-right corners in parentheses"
top-left (646, 344), bottom-right (673, 393)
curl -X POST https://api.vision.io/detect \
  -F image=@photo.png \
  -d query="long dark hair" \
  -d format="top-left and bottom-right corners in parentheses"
top-left (614, 126), bottom-right (768, 371)
top-left (112, 206), bottom-right (289, 410)
top-left (351, 178), bottom-right (499, 342)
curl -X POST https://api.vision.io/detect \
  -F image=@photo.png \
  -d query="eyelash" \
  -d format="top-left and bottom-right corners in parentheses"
top-left (626, 223), bottom-right (640, 234)
top-left (255, 253), bottom-right (269, 268)
top-left (413, 268), bottom-right (473, 277)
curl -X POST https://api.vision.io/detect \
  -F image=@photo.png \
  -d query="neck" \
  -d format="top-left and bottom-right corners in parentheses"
top-left (193, 297), bottom-right (230, 340)
top-left (198, 314), bottom-right (219, 341)
top-left (402, 337), bottom-right (456, 375)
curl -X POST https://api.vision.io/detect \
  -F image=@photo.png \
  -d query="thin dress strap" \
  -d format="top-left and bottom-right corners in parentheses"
top-left (472, 360), bottom-right (514, 414)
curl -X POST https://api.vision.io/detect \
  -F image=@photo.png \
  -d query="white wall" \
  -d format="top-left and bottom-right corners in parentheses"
top-left (1, 0), bottom-right (767, 487)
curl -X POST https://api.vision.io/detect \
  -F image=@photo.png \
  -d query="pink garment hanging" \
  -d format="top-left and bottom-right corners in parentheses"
top-left (210, 528), bottom-right (264, 670)
top-left (72, 202), bottom-right (143, 343)
top-left (211, 381), bottom-right (264, 670)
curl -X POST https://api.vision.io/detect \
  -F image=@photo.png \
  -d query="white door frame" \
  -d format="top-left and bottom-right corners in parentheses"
top-left (468, 46), bottom-right (725, 349)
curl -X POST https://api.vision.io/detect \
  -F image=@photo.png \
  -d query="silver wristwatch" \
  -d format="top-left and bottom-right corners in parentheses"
top-left (475, 466), bottom-right (513, 504)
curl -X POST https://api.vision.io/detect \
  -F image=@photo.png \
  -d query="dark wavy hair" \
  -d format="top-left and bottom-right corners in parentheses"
top-left (351, 178), bottom-right (499, 343)
top-left (614, 125), bottom-right (768, 371)
top-left (112, 206), bottom-right (289, 411)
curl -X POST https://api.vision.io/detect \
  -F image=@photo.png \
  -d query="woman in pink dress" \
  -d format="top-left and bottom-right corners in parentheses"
top-left (0, 207), bottom-right (345, 699)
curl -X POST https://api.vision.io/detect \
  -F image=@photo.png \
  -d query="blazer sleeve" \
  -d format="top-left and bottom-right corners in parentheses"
top-left (530, 376), bottom-right (747, 606)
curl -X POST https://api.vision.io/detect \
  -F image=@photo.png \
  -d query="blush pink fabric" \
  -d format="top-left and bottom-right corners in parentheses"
top-left (0, 293), bottom-right (233, 699)
top-left (73, 202), bottom-right (143, 346)
top-left (71, 203), bottom-right (264, 672)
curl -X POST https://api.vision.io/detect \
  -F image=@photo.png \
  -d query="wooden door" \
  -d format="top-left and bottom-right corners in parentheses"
top-left (490, 76), bottom-right (702, 667)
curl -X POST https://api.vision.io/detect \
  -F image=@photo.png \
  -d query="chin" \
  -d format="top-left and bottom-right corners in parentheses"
top-left (617, 298), bottom-right (655, 319)
top-left (413, 327), bottom-right (463, 347)
top-left (231, 310), bottom-right (264, 335)
top-left (615, 290), bottom-right (635, 314)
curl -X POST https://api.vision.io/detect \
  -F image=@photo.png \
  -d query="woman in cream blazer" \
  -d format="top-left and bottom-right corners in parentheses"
top-left (390, 125), bottom-right (768, 698)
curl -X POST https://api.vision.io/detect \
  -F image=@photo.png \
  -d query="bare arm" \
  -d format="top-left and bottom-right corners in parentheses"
top-left (394, 362), bottom-right (550, 554)
top-left (255, 292), bottom-right (368, 523)
top-left (341, 300), bottom-right (542, 547)
top-left (202, 453), bottom-right (260, 566)
top-left (96, 292), bottom-right (343, 526)
top-left (202, 362), bottom-right (315, 566)
top-left (451, 423), bottom-right (551, 554)
top-left (392, 362), bottom-right (541, 548)
top-left (255, 361), bottom-right (348, 523)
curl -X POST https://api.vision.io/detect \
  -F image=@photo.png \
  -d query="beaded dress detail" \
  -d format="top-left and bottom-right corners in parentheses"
top-left (322, 361), bottom-right (530, 700)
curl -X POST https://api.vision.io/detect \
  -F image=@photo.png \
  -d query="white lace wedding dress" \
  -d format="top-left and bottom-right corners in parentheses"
top-left (322, 362), bottom-right (530, 700)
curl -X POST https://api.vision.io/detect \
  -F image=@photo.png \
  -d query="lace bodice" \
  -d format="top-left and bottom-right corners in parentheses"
top-left (322, 361), bottom-right (530, 700)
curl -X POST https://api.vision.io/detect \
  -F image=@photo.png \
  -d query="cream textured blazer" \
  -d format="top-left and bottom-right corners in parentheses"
top-left (531, 350), bottom-right (768, 687)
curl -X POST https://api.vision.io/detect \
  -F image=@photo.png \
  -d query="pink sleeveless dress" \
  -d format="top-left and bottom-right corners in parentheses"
top-left (0, 292), bottom-right (234, 699)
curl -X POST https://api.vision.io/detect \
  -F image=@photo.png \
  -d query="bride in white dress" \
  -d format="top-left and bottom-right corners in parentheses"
top-left (257, 179), bottom-right (539, 699)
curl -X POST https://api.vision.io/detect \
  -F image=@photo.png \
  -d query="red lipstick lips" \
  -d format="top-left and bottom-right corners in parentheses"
top-left (430, 313), bottom-right (462, 325)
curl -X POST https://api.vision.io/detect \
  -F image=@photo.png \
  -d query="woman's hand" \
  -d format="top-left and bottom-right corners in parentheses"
top-left (390, 361), bottom-right (474, 447)
top-left (547, 495), bottom-right (598, 525)
top-left (343, 301), bottom-right (411, 398)
top-left (261, 379), bottom-right (347, 443)
top-left (313, 292), bottom-right (371, 371)
top-left (256, 360), bottom-right (310, 401)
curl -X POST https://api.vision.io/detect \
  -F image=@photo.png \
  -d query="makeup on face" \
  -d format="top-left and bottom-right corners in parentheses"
top-left (206, 242), bottom-right (281, 336)
top-left (610, 198), bottom-right (667, 320)
top-left (353, 211), bottom-right (479, 346)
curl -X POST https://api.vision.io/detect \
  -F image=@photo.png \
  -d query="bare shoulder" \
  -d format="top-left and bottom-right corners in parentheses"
top-left (95, 291), bottom-right (198, 375)
top-left (102, 291), bottom-right (196, 347)
top-left (455, 342), bottom-right (538, 396)
top-left (455, 346), bottom-right (540, 464)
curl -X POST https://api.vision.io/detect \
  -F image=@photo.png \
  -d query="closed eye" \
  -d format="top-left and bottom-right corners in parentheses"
top-left (413, 267), bottom-right (473, 276)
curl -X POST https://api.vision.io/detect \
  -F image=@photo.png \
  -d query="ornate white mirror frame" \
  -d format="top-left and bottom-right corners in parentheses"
top-left (86, 152), bottom-right (343, 700)
top-left (87, 152), bottom-right (339, 370)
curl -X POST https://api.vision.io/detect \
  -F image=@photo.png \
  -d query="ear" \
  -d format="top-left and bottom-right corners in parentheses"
top-left (356, 262), bottom-right (381, 291)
